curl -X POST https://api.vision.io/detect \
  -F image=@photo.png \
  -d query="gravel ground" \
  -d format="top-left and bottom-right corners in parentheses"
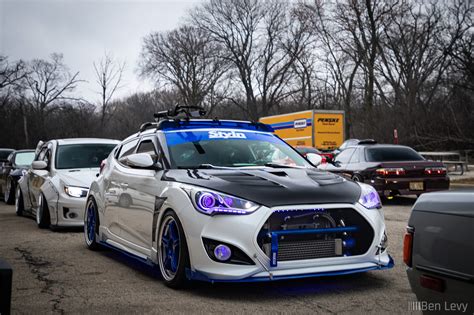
top-left (0, 198), bottom-right (420, 314)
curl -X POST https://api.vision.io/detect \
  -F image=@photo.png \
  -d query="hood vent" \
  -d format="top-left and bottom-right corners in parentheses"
top-left (213, 172), bottom-right (282, 187)
top-left (307, 172), bottom-right (344, 186)
top-left (267, 171), bottom-right (288, 177)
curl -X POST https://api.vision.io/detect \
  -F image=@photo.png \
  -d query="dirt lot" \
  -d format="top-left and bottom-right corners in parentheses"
top-left (0, 198), bottom-right (419, 314)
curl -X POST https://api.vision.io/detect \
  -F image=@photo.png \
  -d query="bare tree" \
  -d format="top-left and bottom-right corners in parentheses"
top-left (192, 0), bottom-right (307, 120)
top-left (24, 53), bottom-right (82, 138)
top-left (93, 52), bottom-right (125, 125)
top-left (140, 25), bottom-right (228, 113)
top-left (0, 56), bottom-right (27, 91)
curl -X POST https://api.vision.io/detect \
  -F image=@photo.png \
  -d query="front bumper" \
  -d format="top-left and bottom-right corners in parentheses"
top-left (181, 202), bottom-right (393, 282)
top-left (188, 256), bottom-right (394, 282)
top-left (48, 193), bottom-right (86, 227)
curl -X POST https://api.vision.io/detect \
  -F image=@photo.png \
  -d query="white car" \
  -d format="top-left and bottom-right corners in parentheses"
top-left (16, 138), bottom-right (119, 229)
top-left (84, 109), bottom-right (393, 288)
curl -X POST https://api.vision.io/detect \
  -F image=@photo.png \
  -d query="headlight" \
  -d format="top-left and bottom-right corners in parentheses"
top-left (185, 187), bottom-right (259, 215)
top-left (357, 183), bottom-right (381, 209)
top-left (64, 186), bottom-right (88, 198)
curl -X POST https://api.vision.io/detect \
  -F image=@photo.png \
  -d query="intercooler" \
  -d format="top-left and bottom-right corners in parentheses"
top-left (278, 238), bottom-right (342, 261)
top-left (257, 208), bottom-right (374, 267)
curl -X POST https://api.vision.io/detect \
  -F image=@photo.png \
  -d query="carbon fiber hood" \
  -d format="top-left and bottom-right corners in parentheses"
top-left (163, 168), bottom-right (361, 207)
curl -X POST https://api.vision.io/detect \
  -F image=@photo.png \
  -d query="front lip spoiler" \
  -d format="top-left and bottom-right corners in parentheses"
top-left (186, 255), bottom-right (394, 283)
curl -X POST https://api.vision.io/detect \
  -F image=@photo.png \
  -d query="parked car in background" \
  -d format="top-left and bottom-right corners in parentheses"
top-left (0, 150), bottom-right (35, 204)
top-left (319, 143), bottom-right (449, 197)
top-left (294, 146), bottom-right (333, 163)
top-left (83, 108), bottom-right (393, 289)
top-left (0, 149), bottom-right (15, 162)
top-left (16, 138), bottom-right (119, 229)
top-left (332, 139), bottom-right (364, 156)
top-left (404, 191), bottom-right (474, 313)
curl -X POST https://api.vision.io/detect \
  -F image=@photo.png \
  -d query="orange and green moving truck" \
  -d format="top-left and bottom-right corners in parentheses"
top-left (259, 110), bottom-right (345, 150)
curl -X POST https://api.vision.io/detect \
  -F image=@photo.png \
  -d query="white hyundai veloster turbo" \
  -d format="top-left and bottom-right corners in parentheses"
top-left (84, 107), bottom-right (393, 288)
top-left (16, 138), bottom-right (119, 229)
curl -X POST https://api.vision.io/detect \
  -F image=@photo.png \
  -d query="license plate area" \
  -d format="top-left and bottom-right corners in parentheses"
top-left (409, 181), bottom-right (424, 191)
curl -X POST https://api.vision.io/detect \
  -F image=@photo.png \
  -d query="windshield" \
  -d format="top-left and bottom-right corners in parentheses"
top-left (56, 144), bottom-right (117, 169)
top-left (366, 147), bottom-right (424, 162)
top-left (14, 152), bottom-right (35, 166)
top-left (164, 130), bottom-right (310, 168)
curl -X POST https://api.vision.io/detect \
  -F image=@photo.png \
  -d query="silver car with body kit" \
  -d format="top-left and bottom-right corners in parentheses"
top-left (16, 138), bottom-right (119, 229)
top-left (84, 106), bottom-right (393, 288)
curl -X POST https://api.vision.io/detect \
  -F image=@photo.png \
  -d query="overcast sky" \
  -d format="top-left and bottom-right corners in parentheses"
top-left (0, 0), bottom-right (200, 102)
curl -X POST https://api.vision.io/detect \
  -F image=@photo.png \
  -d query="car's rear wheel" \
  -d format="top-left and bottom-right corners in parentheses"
top-left (84, 197), bottom-right (101, 250)
top-left (15, 186), bottom-right (24, 217)
top-left (4, 178), bottom-right (15, 204)
top-left (36, 193), bottom-right (51, 229)
top-left (158, 210), bottom-right (189, 289)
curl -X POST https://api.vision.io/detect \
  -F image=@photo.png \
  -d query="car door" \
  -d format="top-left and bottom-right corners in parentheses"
top-left (103, 138), bottom-right (140, 240)
top-left (117, 135), bottom-right (163, 255)
top-left (345, 147), bottom-right (363, 177)
top-left (0, 152), bottom-right (14, 194)
top-left (28, 146), bottom-right (51, 208)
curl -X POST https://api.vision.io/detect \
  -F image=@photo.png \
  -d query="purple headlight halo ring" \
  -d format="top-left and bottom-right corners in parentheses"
top-left (214, 244), bottom-right (232, 261)
top-left (197, 192), bottom-right (216, 210)
top-left (223, 196), bottom-right (234, 207)
top-left (362, 190), bottom-right (381, 209)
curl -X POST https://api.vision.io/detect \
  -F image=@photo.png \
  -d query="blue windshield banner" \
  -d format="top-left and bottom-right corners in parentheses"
top-left (165, 130), bottom-right (280, 146)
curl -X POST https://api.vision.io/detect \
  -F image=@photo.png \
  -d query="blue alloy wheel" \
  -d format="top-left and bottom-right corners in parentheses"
top-left (160, 217), bottom-right (180, 279)
top-left (158, 211), bottom-right (190, 288)
top-left (87, 203), bottom-right (96, 243)
top-left (84, 198), bottom-right (100, 250)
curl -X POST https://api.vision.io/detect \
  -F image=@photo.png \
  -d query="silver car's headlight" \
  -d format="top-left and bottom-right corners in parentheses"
top-left (64, 185), bottom-right (88, 198)
top-left (357, 183), bottom-right (382, 209)
top-left (184, 187), bottom-right (259, 215)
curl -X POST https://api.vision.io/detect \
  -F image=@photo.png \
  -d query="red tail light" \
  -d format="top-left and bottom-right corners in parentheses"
top-left (99, 159), bottom-right (106, 174)
top-left (403, 226), bottom-right (414, 267)
top-left (321, 156), bottom-right (327, 164)
top-left (419, 275), bottom-right (445, 292)
top-left (424, 167), bottom-right (446, 175)
top-left (376, 168), bottom-right (405, 176)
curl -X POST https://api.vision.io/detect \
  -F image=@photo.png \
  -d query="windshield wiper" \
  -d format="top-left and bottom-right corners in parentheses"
top-left (263, 163), bottom-right (299, 169)
top-left (178, 164), bottom-right (232, 169)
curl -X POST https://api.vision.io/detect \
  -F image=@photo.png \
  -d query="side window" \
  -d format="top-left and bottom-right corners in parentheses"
top-left (349, 148), bottom-right (360, 164)
top-left (136, 138), bottom-right (159, 162)
top-left (335, 148), bottom-right (355, 164)
top-left (37, 147), bottom-right (47, 161)
top-left (118, 139), bottom-right (139, 160)
top-left (43, 150), bottom-right (51, 166)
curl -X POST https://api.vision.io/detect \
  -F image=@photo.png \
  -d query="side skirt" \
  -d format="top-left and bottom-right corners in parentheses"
top-left (99, 240), bottom-right (155, 267)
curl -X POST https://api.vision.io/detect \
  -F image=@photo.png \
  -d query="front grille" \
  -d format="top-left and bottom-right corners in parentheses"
top-left (257, 207), bottom-right (374, 266)
top-left (278, 239), bottom-right (342, 261)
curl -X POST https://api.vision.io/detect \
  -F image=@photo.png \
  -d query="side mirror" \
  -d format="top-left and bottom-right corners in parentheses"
top-left (124, 153), bottom-right (157, 169)
top-left (306, 153), bottom-right (323, 166)
top-left (32, 160), bottom-right (48, 170)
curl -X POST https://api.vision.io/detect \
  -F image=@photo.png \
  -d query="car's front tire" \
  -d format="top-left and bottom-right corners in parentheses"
top-left (15, 186), bottom-right (24, 217)
top-left (84, 197), bottom-right (101, 250)
top-left (157, 210), bottom-right (190, 289)
top-left (4, 178), bottom-right (15, 205)
top-left (352, 174), bottom-right (363, 182)
top-left (36, 193), bottom-right (51, 229)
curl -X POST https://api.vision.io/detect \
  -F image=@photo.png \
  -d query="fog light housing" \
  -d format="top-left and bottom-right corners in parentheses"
top-left (202, 238), bottom-right (255, 265)
top-left (214, 244), bottom-right (231, 261)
